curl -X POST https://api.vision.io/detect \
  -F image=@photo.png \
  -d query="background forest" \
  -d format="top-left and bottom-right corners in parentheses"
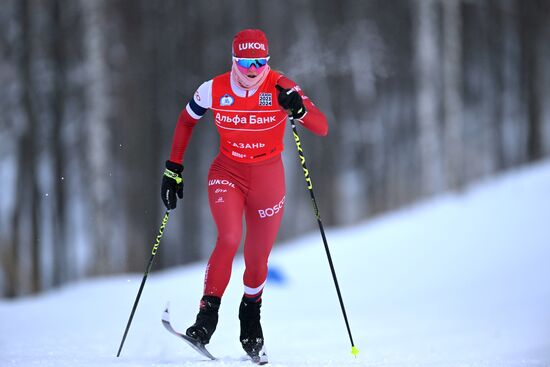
top-left (1, 0), bottom-right (549, 297)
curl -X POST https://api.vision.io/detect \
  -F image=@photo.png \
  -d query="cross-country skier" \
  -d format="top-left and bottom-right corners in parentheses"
top-left (161, 28), bottom-right (328, 360)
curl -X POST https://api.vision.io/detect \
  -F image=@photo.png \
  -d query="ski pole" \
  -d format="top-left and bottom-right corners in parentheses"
top-left (116, 210), bottom-right (171, 357)
top-left (289, 117), bottom-right (359, 357)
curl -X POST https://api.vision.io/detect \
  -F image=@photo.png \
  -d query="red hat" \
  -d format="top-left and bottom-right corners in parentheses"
top-left (232, 29), bottom-right (269, 58)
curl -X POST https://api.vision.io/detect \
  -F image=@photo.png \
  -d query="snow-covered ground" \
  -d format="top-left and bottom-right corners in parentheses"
top-left (1, 160), bottom-right (550, 367)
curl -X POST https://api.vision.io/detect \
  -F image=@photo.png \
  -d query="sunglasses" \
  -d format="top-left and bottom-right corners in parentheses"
top-left (233, 56), bottom-right (270, 69)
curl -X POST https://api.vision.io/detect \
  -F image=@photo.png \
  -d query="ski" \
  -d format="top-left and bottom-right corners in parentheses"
top-left (161, 304), bottom-right (216, 360)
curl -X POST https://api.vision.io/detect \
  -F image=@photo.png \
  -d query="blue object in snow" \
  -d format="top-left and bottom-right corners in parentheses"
top-left (267, 265), bottom-right (287, 285)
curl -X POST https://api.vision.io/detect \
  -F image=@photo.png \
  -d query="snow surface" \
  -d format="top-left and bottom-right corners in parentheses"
top-left (2, 160), bottom-right (550, 367)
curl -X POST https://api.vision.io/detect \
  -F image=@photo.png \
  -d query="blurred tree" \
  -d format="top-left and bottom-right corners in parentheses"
top-left (442, 0), bottom-right (463, 189)
top-left (415, 0), bottom-right (443, 196)
top-left (81, 0), bottom-right (116, 275)
top-left (519, 0), bottom-right (545, 162)
top-left (12, 0), bottom-right (41, 294)
top-left (48, 0), bottom-right (68, 286)
top-left (1, 0), bottom-right (549, 297)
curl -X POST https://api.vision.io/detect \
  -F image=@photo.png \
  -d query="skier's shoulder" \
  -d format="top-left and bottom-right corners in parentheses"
top-left (212, 71), bottom-right (231, 84)
top-left (273, 70), bottom-right (297, 89)
top-left (193, 78), bottom-right (214, 109)
top-left (273, 71), bottom-right (308, 98)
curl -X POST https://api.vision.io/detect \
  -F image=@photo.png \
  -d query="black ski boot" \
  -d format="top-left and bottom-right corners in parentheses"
top-left (186, 295), bottom-right (221, 345)
top-left (239, 296), bottom-right (264, 358)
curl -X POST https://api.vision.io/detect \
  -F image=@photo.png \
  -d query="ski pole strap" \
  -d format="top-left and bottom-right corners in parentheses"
top-left (164, 168), bottom-right (183, 184)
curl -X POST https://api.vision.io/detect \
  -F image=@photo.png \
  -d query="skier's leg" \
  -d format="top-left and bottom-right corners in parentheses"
top-left (187, 159), bottom-right (246, 344)
top-left (239, 156), bottom-right (285, 355)
top-left (242, 156), bottom-right (285, 299)
top-left (204, 171), bottom-right (246, 298)
top-left (242, 199), bottom-right (284, 299)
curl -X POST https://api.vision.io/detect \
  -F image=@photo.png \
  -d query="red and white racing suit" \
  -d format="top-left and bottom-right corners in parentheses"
top-left (169, 69), bottom-right (328, 300)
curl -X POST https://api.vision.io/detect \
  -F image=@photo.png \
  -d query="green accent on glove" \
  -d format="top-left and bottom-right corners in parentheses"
top-left (294, 106), bottom-right (306, 119)
top-left (164, 168), bottom-right (183, 184)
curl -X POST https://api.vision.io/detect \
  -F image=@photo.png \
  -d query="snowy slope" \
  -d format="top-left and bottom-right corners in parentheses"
top-left (1, 160), bottom-right (550, 367)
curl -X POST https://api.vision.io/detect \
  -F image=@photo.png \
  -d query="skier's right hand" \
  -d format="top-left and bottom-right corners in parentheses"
top-left (161, 160), bottom-right (184, 210)
top-left (276, 85), bottom-right (307, 120)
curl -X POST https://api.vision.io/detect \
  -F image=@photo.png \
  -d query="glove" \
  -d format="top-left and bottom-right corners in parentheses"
top-left (276, 85), bottom-right (307, 119)
top-left (161, 160), bottom-right (183, 210)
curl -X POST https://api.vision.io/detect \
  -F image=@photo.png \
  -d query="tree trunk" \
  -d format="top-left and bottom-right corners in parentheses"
top-left (519, 0), bottom-right (543, 162)
top-left (49, 0), bottom-right (68, 286)
top-left (81, 0), bottom-right (113, 275)
top-left (415, 0), bottom-right (442, 195)
top-left (16, 0), bottom-right (41, 294)
top-left (443, 0), bottom-right (464, 189)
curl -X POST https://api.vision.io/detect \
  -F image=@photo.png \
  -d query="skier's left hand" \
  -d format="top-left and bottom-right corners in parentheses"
top-left (161, 160), bottom-right (184, 210)
top-left (276, 85), bottom-right (306, 119)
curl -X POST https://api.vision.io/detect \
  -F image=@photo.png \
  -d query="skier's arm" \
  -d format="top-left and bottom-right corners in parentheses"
top-left (168, 80), bottom-right (213, 164)
top-left (168, 109), bottom-right (199, 164)
top-left (276, 76), bottom-right (328, 136)
top-left (162, 81), bottom-right (211, 210)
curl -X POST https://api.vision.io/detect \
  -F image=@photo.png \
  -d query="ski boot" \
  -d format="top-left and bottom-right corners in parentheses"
top-left (186, 295), bottom-right (221, 345)
top-left (239, 296), bottom-right (265, 361)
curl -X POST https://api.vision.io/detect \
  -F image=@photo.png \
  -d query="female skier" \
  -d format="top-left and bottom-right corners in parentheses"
top-left (161, 29), bottom-right (328, 359)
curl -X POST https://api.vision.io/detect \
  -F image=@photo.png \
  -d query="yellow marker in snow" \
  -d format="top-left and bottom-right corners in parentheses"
top-left (351, 346), bottom-right (360, 357)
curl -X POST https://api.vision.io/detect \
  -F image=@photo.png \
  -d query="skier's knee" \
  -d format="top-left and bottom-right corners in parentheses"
top-left (217, 232), bottom-right (241, 251)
